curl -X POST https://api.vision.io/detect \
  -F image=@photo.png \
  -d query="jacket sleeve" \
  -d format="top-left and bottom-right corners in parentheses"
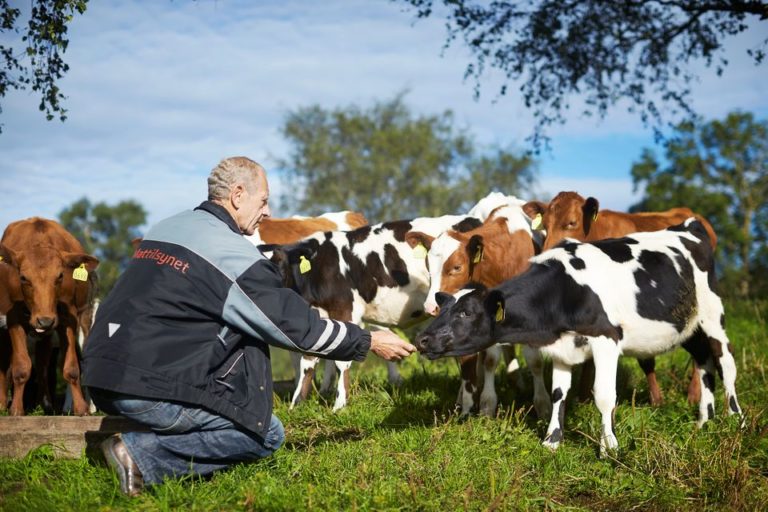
top-left (221, 259), bottom-right (370, 362)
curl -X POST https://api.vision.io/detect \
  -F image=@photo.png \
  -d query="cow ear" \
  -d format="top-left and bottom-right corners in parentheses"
top-left (62, 252), bottom-right (100, 271)
top-left (485, 290), bottom-right (505, 323)
top-left (405, 231), bottom-right (434, 250)
top-left (523, 201), bottom-right (547, 219)
top-left (467, 234), bottom-right (484, 264)
top-left (582, 197), bottom-right (600, 235)
top-left (435, 291), bottom-right (452, 308)
top-left (0, 244), bottom-right (20, 269)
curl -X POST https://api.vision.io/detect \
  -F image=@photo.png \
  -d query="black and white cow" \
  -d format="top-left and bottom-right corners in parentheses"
top-left (415, 219), bottom-right (742, 455)
top-left (269, 215), bottom-right (482, 410)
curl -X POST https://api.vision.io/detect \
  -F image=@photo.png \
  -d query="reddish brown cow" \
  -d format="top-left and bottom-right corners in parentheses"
top-left (0, 218), bottom-right (99, 416)
top-left (255, 211), bottom-right (368, 244)
top-left (523, 191), bottom-right (714, 405)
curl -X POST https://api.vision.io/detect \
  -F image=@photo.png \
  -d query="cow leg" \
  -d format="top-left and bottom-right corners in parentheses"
top-left (319, 359), bottom-right (336, 395)
top-left (701, 319), bottom-right (742, 423)
top-left (478, 345), bottom-right (500, 417)
top-left (58, 315), bottom-right (88, 416)
top-left (637, 357), bottom-right (663, 406)
top-left (543, 360), bottom-right (572, 450)
top-left (576, 359), bottom-right (595, 402)
top-left (332, 360), bottom-right (353, 412)
top-left (682, 327), bottom-right (721, 428)
top-left (456, 354), bottom-right (478, 416)
top-left (290, 356), bottom-right (318, 409)
top-left (522, 345), bottom-right (550, 419)
top-left (591, 338), bottom-right (620, 456)
top-left (8, 323), bottom-right (32, 416)
top-left (687, 360), bottom-right (702, 404)
top-left (0, 327), bottom-right (10, 412)
top-left (386, 361), bottom-right (403, 386)
top-left (502, 344), bottom-right (519, 375)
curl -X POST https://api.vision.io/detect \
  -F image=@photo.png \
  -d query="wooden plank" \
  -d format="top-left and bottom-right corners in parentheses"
top-left (0, 416), bottom-right (149, 459)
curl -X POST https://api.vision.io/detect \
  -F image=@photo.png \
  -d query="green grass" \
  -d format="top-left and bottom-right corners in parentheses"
top-left (2, 300), bottom-right (767, 511)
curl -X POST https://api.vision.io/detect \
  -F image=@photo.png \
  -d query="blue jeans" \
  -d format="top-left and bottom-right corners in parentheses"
top-left (92, 390), bottom-right (285, 485)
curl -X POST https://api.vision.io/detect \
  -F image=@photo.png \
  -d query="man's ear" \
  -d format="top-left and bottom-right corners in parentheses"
top-left (405, 231), bottom-right (435, 250)
top-left (230, 184), bottom-right (247, 210)
top-left (582, 197), bottom-right (600, 235)
top-left (131, 237), bottom-right (143, 252)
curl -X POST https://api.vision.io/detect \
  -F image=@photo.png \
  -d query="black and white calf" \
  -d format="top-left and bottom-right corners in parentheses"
top-left (269, 215), bottom-right (481, 410)
top-left (415, 219), bottom-right (742, 455)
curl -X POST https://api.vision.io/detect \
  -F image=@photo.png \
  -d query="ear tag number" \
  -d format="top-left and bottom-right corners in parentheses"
top-left (531, 213), bottom-right (543, 230)
top-left (495, 302), bottom-right (505, 322)
top-left (299, 255), bottom-right (312, 274)
top-left (73, 264), bottom-right (89, 281)
top-left (413, 243), bottom-right (427, 259)
top-left (473, 246), bottom-right (483, 264)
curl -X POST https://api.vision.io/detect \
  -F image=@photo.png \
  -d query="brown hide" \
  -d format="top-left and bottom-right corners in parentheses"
top-left (439, 217), bottom-right (537, 295)
top-left (0, 217), bottom-right (99, 415)
top-left (258, 212), bottom-right (369, 245)
top-left (524, 191), bottom-right (718, 252)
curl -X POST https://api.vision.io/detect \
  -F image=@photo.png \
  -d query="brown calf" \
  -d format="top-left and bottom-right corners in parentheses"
top-left (523, 191), bottom-right (713, 404)
top-left (0, 218), bottom-right (99, 415)
top-left (257, 211), bottom-right (368, 244)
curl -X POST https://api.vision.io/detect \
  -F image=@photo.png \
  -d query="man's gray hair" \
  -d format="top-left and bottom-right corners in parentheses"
top-left (208, 157), bottom-right (264, 201)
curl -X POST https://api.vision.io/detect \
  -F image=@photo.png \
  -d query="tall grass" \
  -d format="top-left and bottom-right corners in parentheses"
top-left (1, 300), bottom-right (766, 511)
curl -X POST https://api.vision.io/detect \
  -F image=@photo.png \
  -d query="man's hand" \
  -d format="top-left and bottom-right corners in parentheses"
top-left (370, 330), bottom-right (417, 361)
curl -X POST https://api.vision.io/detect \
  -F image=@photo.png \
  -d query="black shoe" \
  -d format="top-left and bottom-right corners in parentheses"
top-left (101, 434), bottom-right (144, 497)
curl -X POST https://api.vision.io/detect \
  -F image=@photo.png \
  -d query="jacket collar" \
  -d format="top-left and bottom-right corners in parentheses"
top-left (195, 201), bottom-right (242, 234)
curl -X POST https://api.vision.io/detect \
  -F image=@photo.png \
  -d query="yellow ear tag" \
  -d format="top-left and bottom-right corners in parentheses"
top-left (0, 256), bottom-right (3, 262)
top-left (413, 243), bottom-right (427, 259)
top-left (73, 264), bottom-right (89, 282)
top-left (473, 246), bottom-right (483, 264)
top-left (299, 255), bottom-right (311, 274)
top-left (531, 213), bottom-right (543, 230)
top-left (592, 212), bottom-right (599, 222)
top-left (495, 302), bottom-right (505, 322)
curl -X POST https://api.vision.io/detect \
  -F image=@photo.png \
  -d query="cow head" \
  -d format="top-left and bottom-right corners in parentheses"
top-left (0, 243), bottom-right (99, 333)
top-left (269, 239), bottom-right (320, 292)
top-left (414, 284), bottom-right (496, 359)
top-left (523, 192), bottom-right (600, 251)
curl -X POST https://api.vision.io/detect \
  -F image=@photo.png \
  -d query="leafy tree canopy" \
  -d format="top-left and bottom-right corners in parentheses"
top-left (58, 197), bottom-right (146, 298)
top-left (630, 111), bottom-right (768, 297)
top-left (396, 0), bottom-right (767, 148)
top-left (277, 92), bottom-right (537, 222)
top-left (0, 0), bottom-right (88, 133)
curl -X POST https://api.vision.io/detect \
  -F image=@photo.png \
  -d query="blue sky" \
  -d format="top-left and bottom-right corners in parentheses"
top-left (1, 0), bottom-right (766, 230)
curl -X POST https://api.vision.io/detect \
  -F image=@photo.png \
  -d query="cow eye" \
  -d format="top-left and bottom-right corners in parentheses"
top-left (20, 274), bottom-right (29, 283)
top-left (450, 265), bottom-right (462, 274)
top-left (56, 273), bottom-right (64, 282)
top-left (458, 310), bottom-right (469, 318)
top-left (566, 222), bottom-right (577, 229)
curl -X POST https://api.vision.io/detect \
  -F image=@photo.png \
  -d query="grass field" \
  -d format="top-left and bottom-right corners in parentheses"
top-left (1, 299), bottom-right (767, 511)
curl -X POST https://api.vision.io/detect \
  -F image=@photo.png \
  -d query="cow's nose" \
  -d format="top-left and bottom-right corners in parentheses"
top-left (414, 334), bottom-right (429, 351)
top-left (424, 305), bottom-right (440, 317)
top-left (35, 317), bottom-right (55, 330)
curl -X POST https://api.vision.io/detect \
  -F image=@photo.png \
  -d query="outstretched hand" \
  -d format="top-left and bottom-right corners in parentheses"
top-left (370, 330), bottom-right (417, 361)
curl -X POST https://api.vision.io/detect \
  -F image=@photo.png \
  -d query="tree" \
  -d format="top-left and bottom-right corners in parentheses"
top-left (58, 197), bottom-right (146, 298)
top-left (1, 0), bottom-right (88, 133)
top-left (395, 0), bottom-right (768, 148)
top-left (277, 93), bottom-right (537, 222)
top-left (630, 111), bottom-right (768, 297)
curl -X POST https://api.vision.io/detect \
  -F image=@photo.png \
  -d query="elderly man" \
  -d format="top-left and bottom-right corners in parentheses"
top-left (82, 157), bottom-right (415, 496)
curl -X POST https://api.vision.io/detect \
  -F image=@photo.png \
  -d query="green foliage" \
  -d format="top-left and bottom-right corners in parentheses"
top-left (630, 111), bottom-right (768, 297)
top-left (1, 300), bottom-right (766, 510)
top-left (396, 0), bottom-right (767, 147)
top-left (278, 92), bottom-right (537, 222)
top-left (0, 0), bottom-right (88, 132)
top-left (58, 197), bottom-right (146, 298)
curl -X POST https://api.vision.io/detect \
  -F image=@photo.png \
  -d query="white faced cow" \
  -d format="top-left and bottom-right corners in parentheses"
top-left (269, 215), bottom-right (482, 410)
top-left (415, 219), bottom-right (742, 456)
top-left (406, 201), bottom-right (549, 418)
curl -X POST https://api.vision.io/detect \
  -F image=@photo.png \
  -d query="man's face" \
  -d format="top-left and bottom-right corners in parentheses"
top-left (234, 172), bottom-right (271, 236)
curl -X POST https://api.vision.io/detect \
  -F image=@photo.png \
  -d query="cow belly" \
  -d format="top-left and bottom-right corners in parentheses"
top-left (358, 285), bottom-right (428, 326)
top-left (616, 317), bottom-right (696, 358)
top-left (540, 335), bottom-right (592, 366)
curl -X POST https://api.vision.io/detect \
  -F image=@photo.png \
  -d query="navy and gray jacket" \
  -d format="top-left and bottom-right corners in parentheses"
top-left (82, 201), bottom-right (371, 437)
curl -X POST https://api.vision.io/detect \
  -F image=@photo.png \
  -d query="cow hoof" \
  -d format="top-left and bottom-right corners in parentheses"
top-left (332, 397), bottom-right (347, 412)
top-left (387, 374), bottom-right (404, 387)
top-left (541, 439), bottom-right (560, 451)
top-left (599, 434), bottom-right (619, 458)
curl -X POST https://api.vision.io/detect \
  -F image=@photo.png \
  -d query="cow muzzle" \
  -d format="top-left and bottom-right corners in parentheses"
top-left (33, 316), bottom-right (56, 333)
